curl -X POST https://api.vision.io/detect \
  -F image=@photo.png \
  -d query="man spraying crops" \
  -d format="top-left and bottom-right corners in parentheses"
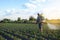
top-left (36, 13), bottom-right (44, 32)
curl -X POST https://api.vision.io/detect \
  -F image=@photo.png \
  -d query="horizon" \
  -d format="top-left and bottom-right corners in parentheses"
top-left (0, 0), bottom-right (60, 20)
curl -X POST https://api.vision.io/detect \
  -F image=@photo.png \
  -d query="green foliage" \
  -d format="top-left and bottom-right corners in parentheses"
top-left (29, 16), bottom-right (36, 21)
top-left (0, 23), bottom-right (60, 40)
top-left (22, 19), bottom-right (28, 23)
top-left (0, 18), bottom-right (11, 23)
top-left (17, 17), bottom-right (21, 21)
top-left (0, 36), bottom-right (5, 40)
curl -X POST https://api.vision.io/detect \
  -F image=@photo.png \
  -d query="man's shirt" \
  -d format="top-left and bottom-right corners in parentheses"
top-left (36, 15), bottom-right (44, 23)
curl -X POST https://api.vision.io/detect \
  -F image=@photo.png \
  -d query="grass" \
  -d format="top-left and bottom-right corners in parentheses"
top-left (0, 23), bottom-right (60, 40)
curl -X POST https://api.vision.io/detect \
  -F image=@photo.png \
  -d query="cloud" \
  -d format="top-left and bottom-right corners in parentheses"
top-left (29, 0), bottom-right (46, 3)
top-left (1, 0), bottom-right (46, 20)
top-left (43, 7), bottom-right (60, 19)
top-left (25, 3), bottom-right (37, 10)
top-left (0, 9), bottom-right (36, 20)
top-left (0, 0), bottom-right (60, 20)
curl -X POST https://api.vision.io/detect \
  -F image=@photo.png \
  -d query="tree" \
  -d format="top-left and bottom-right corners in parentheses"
top-left (29, 16), bottom-right (36, 21)
top-left (2, 18), bottom-right (11, 23)
top-left (16, 17), bottom-right (21, 23)
top-left (22, 19), bottom-right (28, 23)
top-left (17, 17), bottom-right (21, 21)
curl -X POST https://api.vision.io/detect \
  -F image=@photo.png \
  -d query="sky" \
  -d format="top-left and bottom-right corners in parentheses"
top-left (0, 0), bottom-right (60, 20)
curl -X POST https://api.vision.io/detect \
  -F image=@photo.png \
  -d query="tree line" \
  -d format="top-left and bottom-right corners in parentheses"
top-left (0, 16), bottom-right (36, 23)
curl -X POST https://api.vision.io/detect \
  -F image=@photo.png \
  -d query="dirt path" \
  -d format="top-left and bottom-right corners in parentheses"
top-left (47, 23), bottom-right (58, 30)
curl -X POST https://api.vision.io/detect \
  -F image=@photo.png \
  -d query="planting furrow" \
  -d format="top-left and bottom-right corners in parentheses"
top-left (0, 31), bottom-right (13, 40)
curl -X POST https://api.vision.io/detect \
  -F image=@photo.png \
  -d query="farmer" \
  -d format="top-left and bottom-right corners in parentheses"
top-left (36, 13), bottom-right (44, 32)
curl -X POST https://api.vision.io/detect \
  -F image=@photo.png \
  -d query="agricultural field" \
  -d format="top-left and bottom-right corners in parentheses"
top-left (0, 23), bottom-right (60, 40)
top-left (47, 20), bottom-right (60, 28)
